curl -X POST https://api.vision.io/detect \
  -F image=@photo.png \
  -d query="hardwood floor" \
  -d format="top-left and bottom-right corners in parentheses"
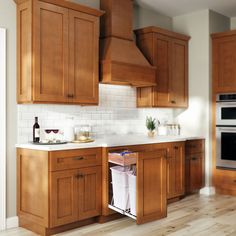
top-left (2, 194), bottom-right (236, 236)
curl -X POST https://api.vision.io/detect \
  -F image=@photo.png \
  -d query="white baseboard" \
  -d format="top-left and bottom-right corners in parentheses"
top-left (200, 186), bottom-right (216, 196)
top-left (6, 216), bottom-right (19, 229)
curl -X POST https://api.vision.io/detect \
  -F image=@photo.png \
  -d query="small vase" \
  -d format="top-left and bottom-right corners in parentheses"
top-left (148, 130), bottom-right (155, 138)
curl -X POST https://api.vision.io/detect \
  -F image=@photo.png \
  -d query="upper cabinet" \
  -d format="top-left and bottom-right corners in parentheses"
top-left (135, 27), bottom-right (190, 108)
top-left (17, 0), bottom-right (103, 104)
top-left (212, 30), bottom-right (236, 93)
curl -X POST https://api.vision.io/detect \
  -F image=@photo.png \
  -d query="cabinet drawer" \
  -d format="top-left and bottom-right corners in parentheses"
top-left (185, 140), bottom-right (204, 154)
top-left (49, 148), bottom-right (102, 171)
top-left (214, 170), bottom-right (236, 191)
top-left (186, 152), bottom-right (204, 160)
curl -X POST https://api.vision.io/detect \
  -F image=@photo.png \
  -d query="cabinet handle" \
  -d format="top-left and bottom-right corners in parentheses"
top-left (171, 100), bottom-right (176, 104)
top-left (174, 146), bottom-right (178, 149)
top-left (67, 94), bottom-right (74, 98)
top-left (233, 180), bottom-right (236, 183)
top-left (73, 156), bottom-right (84, 161)
top-left (75, 173), bottom-right (84, 179)
top-left (191, 157), bottom-right (197, 161)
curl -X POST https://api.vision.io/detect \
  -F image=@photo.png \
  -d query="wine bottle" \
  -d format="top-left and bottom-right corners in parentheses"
top-left (33, 117), bottom-right (40, 143)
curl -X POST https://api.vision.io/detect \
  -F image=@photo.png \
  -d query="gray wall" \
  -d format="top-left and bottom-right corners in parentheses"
top-left (2, 0), bottom-right (172, 218)
top-left (209, 10), bottom-right (230, 186)
top-left (172, 9), bottom-right (229, 188)
top-left (133, 4), bottom-right (172, 30)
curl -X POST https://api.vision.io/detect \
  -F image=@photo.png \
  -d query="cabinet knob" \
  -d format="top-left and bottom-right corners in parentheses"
top-left (191, 157), bottom-right (197, 161)
top-left (67, 94), bottom-right (74, 98)
top-left (73, 156), bottom-right (84, 161)
top-left (75, 173), bottom-right (84, 179)
top-left (171, 100), bottom-right (176, 104)
top-left (174, 146), bottom-right (178, 149)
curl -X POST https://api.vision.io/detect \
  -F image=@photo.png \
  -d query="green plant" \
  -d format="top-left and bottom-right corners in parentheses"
top-left (146, 116), bottom-right (156, 131)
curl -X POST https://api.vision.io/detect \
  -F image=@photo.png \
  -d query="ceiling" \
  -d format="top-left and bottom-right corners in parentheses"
top-left (135, 0), bottom-right (236, 18)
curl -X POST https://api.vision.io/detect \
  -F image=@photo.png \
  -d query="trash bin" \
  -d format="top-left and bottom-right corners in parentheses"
top-left (128, 173), bottom-right (136, 216)
top-left (110, 166), bottom-right (131, 210)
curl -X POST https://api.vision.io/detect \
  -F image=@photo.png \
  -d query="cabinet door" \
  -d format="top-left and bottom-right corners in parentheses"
top-left (186, 154), bottom-right (204, 193)
top-left (167, 143), bottom-right (185, 199)
top-left (69, 10), bottom-right (99, 104)
top-left (213, 36), bottom-right (236, 93)
top-left (153, 34), bottom-right (172, 107)
top-left (34, 1), bottom-right (69, 103)
top-left (78, 166), bottom-right (102, 220)
top-left (50, 170), bottom-right (78, 227)
top-left (166, 148), bottom-right (176, 199)
top-left (170, 39), bottom-right (188, 107)
top-left (136, 149), bottom-right (167, 224)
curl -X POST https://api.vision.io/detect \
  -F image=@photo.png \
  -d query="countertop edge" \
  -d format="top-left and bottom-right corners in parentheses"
top-left (15, 135), bottom-right (205, 151)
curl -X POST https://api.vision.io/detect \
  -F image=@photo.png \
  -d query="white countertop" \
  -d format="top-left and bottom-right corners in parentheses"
top-left (15, 134), bottom-right (204, 151)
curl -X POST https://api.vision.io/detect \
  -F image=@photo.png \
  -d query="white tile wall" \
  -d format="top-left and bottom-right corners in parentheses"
top-left (17, 84), bottom-right (174, 143)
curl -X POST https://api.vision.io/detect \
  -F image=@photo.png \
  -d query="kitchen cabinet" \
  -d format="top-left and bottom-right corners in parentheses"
top-left (51, 166), bottom-right (101, 227)
top-left (105, 145), bottom-right (167, 224)
top-left (135, 26), bottom-right (190, 108)
top-left (166, 142), bottom-right (185, 200)
top-left (212, 30), bottom-right (236, 93)
top-left (17, 148), bottom-right (102, 236)
top-left (185, 139), bottom-right (205, 194)
top-left (17, 0), bottom-right (103, 104)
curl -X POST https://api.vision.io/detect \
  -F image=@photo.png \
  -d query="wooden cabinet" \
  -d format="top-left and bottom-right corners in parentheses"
top-left (17, 148), bottom-right (102, 236)
top-left (51, 166), bottom-right (101, 227)
top-left (212, 30), bottom-right (236, 93)
top-left (166, 142), bottom-right (185, 200)
top-left (136, 149), bottom-right (167, 224)
top-left (135, 26), bottom-right (190, 108)
top-left (17, 0), bottom-right (102, 104)
top-left (185, 139), bottom-right (205, 194)
top-left (51, 170), bottom-right (78, 227)
top-left (107, 147), bottom-right (167, 224)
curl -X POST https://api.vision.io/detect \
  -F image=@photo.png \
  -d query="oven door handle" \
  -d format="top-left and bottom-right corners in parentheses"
top-left (217, 128), bottom-right (236, 131)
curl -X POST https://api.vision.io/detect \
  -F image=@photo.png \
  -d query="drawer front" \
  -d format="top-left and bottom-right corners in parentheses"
top-left (186, 152), bottom-right (204, 160)
top-left (50, 148), bottom-right (102, 171)
top-left (185, 139), bottom-right (204, 154)
top-left (214, 170), bottom-right (236, 191)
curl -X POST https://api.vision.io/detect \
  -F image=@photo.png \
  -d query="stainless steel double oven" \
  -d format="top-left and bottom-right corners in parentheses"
top-left (216, 93), bottom-right (236, 169)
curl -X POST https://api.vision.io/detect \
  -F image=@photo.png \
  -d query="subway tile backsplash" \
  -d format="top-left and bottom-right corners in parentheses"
top-left (17, 84), bottom-right (174, 143)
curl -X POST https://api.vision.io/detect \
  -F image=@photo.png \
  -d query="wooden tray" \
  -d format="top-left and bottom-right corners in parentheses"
top-left (71, 139), bottom-right (95, 143)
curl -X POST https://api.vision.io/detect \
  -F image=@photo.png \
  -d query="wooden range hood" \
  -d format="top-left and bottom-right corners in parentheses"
top-left (99, 0), bottom-right (157, 87)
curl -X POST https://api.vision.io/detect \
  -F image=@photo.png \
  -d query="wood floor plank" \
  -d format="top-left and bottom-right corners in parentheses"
top-left (1, 194), bottom-right (236, 236)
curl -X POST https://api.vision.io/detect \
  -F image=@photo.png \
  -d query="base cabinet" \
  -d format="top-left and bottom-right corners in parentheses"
top-left (51, 166), bottom-right (101, 227)
top-left (107, 148), bottom-right (167, 224)
top-left (136, 150), bottom-right (167, 224)
top-left (166, 142), bottom-right (185, 200)
top-left (17, 148), bottom-right (102, 236)
top-left (185, 139), bottom-right (205, 194)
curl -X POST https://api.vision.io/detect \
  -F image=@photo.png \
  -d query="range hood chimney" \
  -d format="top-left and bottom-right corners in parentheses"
top-left (99, 0), bottom-right (156, 87)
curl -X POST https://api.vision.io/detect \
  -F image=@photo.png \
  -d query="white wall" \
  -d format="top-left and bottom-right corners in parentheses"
top-left (173, 9), bottom-right (230, 188)
top-left (0, 0), bottom-right (17, 219)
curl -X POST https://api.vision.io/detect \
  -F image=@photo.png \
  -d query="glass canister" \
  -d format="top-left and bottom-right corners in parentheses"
top-left (75, 125), bottom-right (91, 141)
